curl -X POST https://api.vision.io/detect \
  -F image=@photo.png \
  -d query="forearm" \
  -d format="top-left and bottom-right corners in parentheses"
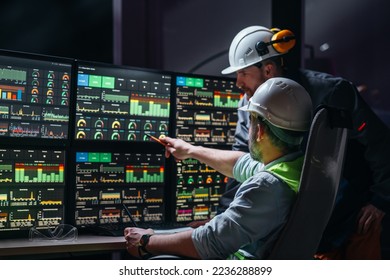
top-left (188, 145), bottom-right (245, 177)
top-left (147, 230), bottom-right (201, 259)
top-left (163, 137), bottom-right (245, 177)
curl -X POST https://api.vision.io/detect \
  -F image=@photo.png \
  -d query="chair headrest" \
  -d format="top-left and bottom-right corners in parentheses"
top-left (314, 105), bottom-right (353, 129)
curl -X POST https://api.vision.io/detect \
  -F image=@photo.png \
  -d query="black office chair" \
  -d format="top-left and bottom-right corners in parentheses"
top-left (267, 107), bottom-right (350, 259)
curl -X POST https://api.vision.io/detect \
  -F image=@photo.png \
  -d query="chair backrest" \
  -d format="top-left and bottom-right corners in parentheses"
top-left (267, 107), bottom-right (349, 259)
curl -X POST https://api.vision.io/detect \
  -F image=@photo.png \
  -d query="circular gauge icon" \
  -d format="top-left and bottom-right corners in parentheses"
top-left (46, 98), bottom-right (54, 105)
top-left (77, 119), bottom-right (87, 127)
top-left (32, 80), bottom-right (39, 87)
top-left (111, 132), bottom-right (120, 140)
top-left (112, 120), bottom-right (121, 129)
top-left (94, 131), bottom-right (104, 140)
top-left (47, 73), bottom-right (55, 79)
top-left (95, 119), bottom-right (104, 128)
top-left (159, 123), bottom-right (168, 131)
top-left (46, 89), bottom-right (54, 96)
top-left (143, 134), bottom-right (150, 142)
top-left (128, 121), bottom-right (137, 130)
top-left (128, 133), bottom-right (137, 141)
top-left (47, 81), bottom-right (54, 88)
top-left (177, 178), bottom-right (184, 184)
top-left (76, 131), bottom-right (86, 139)
top-left (62, 74), bottom-right (70, 81)
top-left (31, 88), bottom-right (39, 95)
top-left (62, 82), bottom-right (69, 89)
top-left (144, 123), bottom-right (153, 130)
top-left (187, 177), bottom-right (195, 185)
top-left (206, 177), bottom-right (213, 184)
top-left (32, 71), bottom-right (40, 78)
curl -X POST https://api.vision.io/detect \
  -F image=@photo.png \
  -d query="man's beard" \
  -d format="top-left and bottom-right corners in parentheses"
top-left (249, 128), bottom-right (263, 162)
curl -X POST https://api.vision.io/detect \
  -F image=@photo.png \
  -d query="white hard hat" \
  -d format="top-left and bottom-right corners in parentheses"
top-left (239, 77), bottom-right (312, 132)
top-left (222, 26), bottom-right (295, 75)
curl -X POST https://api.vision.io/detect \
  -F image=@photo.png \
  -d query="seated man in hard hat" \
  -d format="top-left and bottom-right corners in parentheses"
top-left (218, 25), bottom-right (390, 259)
top-left (124, 77), bottom-right (313, 259)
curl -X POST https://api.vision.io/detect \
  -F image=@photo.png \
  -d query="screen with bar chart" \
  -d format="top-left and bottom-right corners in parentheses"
top-left (75, 61), bottom-right (172, 142)
top-left (0, 51), bottom-right (72, 141)
top-left (174, 74), bottom-right (242, 146)
top-left (0, 148), bottom-right (66, 236)
top-left (71, 150), bottom-right (166, 231)
top-left (172, 73), bottom-right (242, 223)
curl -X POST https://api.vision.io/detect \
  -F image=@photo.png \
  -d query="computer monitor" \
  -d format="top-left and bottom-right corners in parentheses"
top-left (74, 61), bottom-right (172, 142)
top-left (0, 50), bottom-right (73, 144)
top-left (0, 148), bottom-right (66, 237)
top-left (174, 73), bottom-right (241, 145)
top-left (70, 147), bottom-right (167, 234)
top-left (0, 50), bottom-right (72, 238)
top-left (172, 73), bottom-right (242, 222)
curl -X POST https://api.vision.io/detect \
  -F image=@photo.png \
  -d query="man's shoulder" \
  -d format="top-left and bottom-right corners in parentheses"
top-left (299, 69), bottom-right (350, 86)
top-left (240, 170), bottom-right (288, 191)
top-left (296, 69), bottom-right (357, 109)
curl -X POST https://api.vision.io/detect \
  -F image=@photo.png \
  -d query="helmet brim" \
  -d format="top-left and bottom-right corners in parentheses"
top-left (221, 65), bottom-right (240, 75)
top-left (221, 59), bottom-right (263, 75)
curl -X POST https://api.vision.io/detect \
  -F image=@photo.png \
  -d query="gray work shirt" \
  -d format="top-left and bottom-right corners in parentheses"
top-left (191, 152), bottom-right (301, 259)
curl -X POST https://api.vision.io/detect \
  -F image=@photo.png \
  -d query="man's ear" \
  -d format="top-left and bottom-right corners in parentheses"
top-left (256, 123), bottom-right (264, 142)
top-left (264, 63), bottom-right (274, 78)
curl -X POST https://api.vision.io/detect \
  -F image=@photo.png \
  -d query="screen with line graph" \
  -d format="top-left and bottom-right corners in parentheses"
top-left (0, 148), bottom-right (66, 235)
top-left (174, 73), bottom-right (242, 146)
top-left (75, 61), bottom-right (172, 142)
top-left (0, 51), bottom-right (72, 140)
top-left (72, 150), bottom-right (166, 229)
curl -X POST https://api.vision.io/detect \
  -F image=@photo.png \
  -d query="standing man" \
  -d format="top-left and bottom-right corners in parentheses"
top-left (124, 77), bottom-right (313, 259)
top-left (219, 26), bottom-right (390, 259)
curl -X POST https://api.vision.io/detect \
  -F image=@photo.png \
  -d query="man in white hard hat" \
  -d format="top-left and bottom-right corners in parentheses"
top-left (222, 26), bottom-right (295, 153)
top-left (219, 26), bottom-right (390, 259)
top-left (124, 77), bottom-right (313, 259)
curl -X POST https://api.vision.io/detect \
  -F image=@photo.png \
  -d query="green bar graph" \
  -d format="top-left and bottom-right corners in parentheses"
top-left (126, 166), bottom-right (164, 183)
top-left (14, 163), bottom-right (64, 183)
top-left (130, 99), bottom-right (170, 117)
top-left (214, 92), bottom-right (240, 108)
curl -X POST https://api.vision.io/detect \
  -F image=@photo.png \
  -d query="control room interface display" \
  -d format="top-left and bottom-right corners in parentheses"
top-left (0, 148), bottom-right (66, 232)
top-left (75, 63), bottom-right (171, 142)
top-left (0, 54), bottom-right (71, 139)
top-left (73, 151), bottom-right (165, 228)
top-left (174, 75), bottom-right (242, 222)
top-left (0, 51), bottom-right (247, 236)
top-left (175, 75), bottom-right (241, 146)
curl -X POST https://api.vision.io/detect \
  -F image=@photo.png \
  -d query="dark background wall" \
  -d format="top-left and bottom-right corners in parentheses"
top-left (0, 0), bottom-right (113, 63)
top-left (0, 0), bottom-right (389, 125)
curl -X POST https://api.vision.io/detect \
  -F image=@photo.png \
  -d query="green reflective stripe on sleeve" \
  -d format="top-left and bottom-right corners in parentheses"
top-left (227, 251), bottom-right (252, 260)
top-left (266, 156), bottom-right (304, 193)
top-left (233, 251), bottom-right (246, 260)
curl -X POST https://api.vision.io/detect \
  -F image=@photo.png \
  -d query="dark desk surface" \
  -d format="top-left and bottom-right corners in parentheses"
top-left (0, 234), bottom-right (125, 257)
top-left (0, 227), bottom-right (191, 258)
